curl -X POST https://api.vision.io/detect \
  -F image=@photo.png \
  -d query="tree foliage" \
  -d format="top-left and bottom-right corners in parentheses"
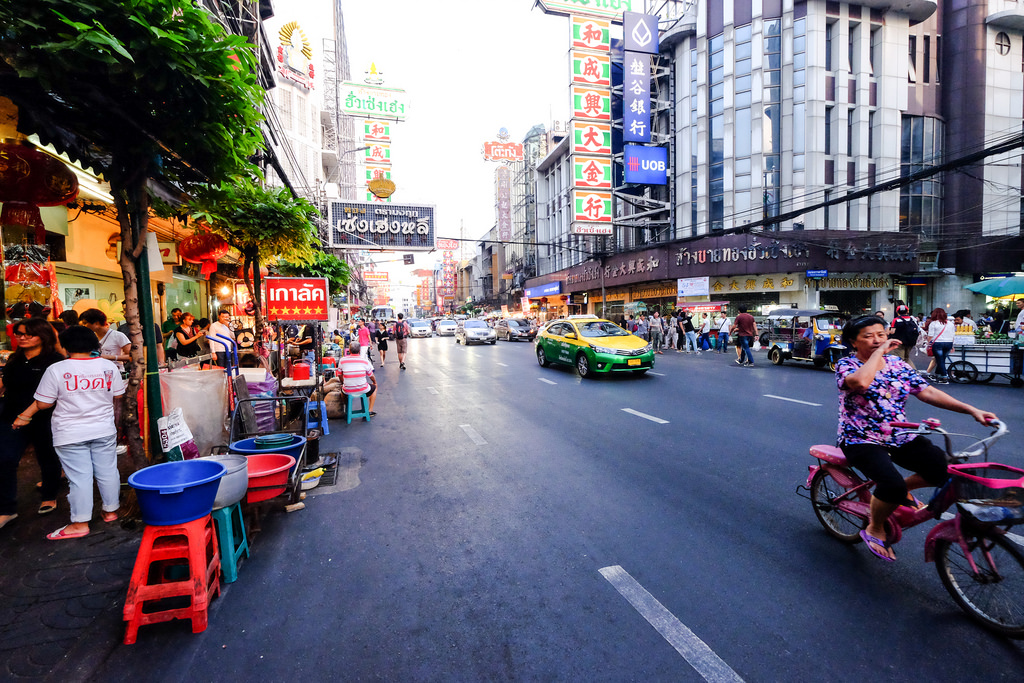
top-left (278, 251), bottom-right (351, 295)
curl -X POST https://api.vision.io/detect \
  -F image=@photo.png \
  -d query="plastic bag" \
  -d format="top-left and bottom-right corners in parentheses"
top-left (753, 340), bottom-right (762, 351)
top-left (160, 369), bottom-right (229, 457)
top-left (157, 407), bottom-right (200, 461)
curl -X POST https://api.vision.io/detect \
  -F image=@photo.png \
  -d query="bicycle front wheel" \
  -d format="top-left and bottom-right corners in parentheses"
top-left (809, 468), bottom-right (865, 543)
top-left (935, 533), bottom-right (1024, 638)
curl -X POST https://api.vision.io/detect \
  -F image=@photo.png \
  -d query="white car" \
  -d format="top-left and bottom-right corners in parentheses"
top-left (436, 320), bottom-right (458, 336)
top-left (456, 319), bottom-right (497, 345)
top-left (408, 319), bottom-right (432, 338)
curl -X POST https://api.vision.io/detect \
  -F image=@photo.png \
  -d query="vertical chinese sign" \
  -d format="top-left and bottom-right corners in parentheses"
top-left (437, 238), bottom-right (460, 312)
top-left (482, 128), bottom-right (524, 243)
top-left (622, 12), bottom-right (658, 143)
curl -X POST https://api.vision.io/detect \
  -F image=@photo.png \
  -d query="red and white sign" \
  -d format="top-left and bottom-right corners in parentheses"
top-left (264, 277), bottom-right (329, 321)
top-left (483, 141), bottom-right (524, 162)
top-left (436, 239), bottom-right (460, 251)
top-left (363, 271), bottom-right (390, 283)
top-left (571, 222), bottom-right (614, 235)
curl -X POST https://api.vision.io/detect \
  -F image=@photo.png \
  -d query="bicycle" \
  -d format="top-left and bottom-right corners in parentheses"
top-left (798, 419), bottom-right (1024, 637)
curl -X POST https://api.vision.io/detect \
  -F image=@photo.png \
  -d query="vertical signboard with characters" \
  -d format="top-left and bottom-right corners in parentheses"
top-left (623, 52), bottom-right (651, 142)
top-left (496, 165), bottom-right (512, 242)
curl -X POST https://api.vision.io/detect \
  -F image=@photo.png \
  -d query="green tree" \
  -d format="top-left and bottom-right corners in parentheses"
top-left (278, 251), bottom-right (351, 295)
top-left (0, 0), bottom-right (266, 468)
top-left (185, 179), bottom-right (321, 341)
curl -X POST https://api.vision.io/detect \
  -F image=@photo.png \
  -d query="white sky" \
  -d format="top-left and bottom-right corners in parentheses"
top-left (338, 0), bottom-right (572, 285)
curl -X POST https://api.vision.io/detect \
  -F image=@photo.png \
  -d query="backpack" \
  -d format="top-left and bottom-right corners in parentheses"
top-left (394, 321), bottom-right (408, 340)
top-left (891, 316), bottom-right (920, 347)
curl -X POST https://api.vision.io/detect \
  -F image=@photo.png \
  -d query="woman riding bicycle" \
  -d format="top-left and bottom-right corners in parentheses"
top-left (836, 316), bottom-right (998, 562)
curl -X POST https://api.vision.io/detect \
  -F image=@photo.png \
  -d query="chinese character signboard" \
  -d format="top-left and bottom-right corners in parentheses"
top-left (537, 0), bottom-right (633, 22)
top-left (571, 120), bottom-right (612, 155)
top-left (573, 190), bottom-right (613, 223)
top-left (571, 50), bottom-right (611, 87)
top-left (364, 143), bottom-right (391, 165)
top-left (340, 82), bottom-right (408, 120)
top-left (571, 16), bottom-right (611, 51)
top-left (623, 52), bottom-right (651, 142)
top-left (265, 277), bottom-right (329, 321)
top-left (496, 165), bottom-right (512, 242)
top-left (623, 145), bottom-right (668, 185)
top-left (573, 156), bottom-right (612, 189)
top-left (329, 201), bottom-right (436, 251)
top-left (571, 85), bottom-right (612, 121)
top-left (363, 120), bottom-right (391, 141)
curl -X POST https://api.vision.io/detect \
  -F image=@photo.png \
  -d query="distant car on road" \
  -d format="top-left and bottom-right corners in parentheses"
top-left (408, 319), bottom-right (432, 338)
top-left (536, 317), bottom-right (654, 378)
top-left (495, 318), bottom-right (537, 342)
top-left (456, 319), bottom-right (497, 345)
top-left (436, 319), bottom-right (458, 336)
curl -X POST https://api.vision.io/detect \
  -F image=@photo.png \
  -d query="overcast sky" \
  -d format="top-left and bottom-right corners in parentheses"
top-left (338, 0), bottom-right (572, 280)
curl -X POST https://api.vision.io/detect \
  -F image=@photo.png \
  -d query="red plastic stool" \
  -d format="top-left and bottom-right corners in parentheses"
top-left (123, 514), bottom-right (221, 644)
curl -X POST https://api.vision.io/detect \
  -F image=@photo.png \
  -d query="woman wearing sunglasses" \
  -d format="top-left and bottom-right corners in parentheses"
top-left (0, 318), bottom-right (66, 530)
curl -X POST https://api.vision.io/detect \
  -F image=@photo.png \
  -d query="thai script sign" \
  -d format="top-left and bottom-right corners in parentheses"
top-left (623, 12), bottom-right (659, 54)
top-left (536, 0), bottom-right (634, 22)
top-left (363, 271), bottom-right (390, 283)
top-left (571, 16), bottom-right (611, 51)
top-left (623, 145), bottom-right (667, 185)
top-left (571, 85), bottom-right (612, 121)
top-left (340, 82), bottom-right (408, 121)
top-left (328, 201), bottom-right (436, 251)
top-left (571, 120), bottom-right (612, 155)
top-left (525, 282), bottom-right (562, 297)
top-left (571, 50), bottom-right (611, 87)
top-left (677, 276), bottom-right (710, 297)
top-left (364, 120), bottom-right (391, 141)
top-left (573, 190), bottom-right (613, 222)
top-left (573, 156), bottom-right (613, 189)
top-left (623, 51), bottom-right (651, 142)
top-left (264, 277), bottom-right (329, 321)
top-left (483, 141), bottom-right (524, 162)
top-left (571, 223), bottom-right (614, 235)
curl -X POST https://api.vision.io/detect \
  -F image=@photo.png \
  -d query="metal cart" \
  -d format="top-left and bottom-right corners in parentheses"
top-left (228, 395), bottom-right (310, 504)
top-left (947, 343), bottom-right (1024, 388)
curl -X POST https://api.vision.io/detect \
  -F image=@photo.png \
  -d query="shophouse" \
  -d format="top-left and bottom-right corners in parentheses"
top-left (526, 1), bottom-right (1024, 320)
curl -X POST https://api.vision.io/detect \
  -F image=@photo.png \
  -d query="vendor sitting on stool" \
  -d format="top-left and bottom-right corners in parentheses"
top-left (338, 341), bottom-right (377, 418)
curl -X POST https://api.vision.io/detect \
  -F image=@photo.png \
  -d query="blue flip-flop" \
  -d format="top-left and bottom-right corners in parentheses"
top-left (860, 530), bottom-right (895, 562)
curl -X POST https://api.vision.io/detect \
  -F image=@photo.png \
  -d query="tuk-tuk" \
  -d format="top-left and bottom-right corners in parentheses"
top-left (764, 309), bottom-right (847, 370)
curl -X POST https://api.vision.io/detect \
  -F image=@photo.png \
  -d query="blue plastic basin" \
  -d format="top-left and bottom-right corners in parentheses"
top-left (230, 434), bottom-right (305, 472)
top-left (128, 460), bottom-right (227, 526)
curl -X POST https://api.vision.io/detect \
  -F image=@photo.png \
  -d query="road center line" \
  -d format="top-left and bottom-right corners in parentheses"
top-left (497, 362), bottom-right (509, 367)
top-left (600, 565), bottom-right (745, 683)
top-left (459, 424), bottom-right (487, 446)
top-left (426, 387), bottom-right (439, 395)
top-left (649, 371), bottom-right (666, 376)
top-left (538, 378), bottom-right (557, 385)
top-left (763, 394), bottom-right (822, 407)
top-left (622, 408), bottom-right (669, 424)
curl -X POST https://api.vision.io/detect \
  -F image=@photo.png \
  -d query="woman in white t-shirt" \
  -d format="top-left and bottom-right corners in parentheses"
top-left (14, 326), bottom-right (125, 540)
top-left (926, 307), bottom-right (956, 383)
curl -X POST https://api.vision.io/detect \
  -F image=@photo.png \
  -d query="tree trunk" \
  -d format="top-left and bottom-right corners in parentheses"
top-left (113, 176), bottom-right (151, 474)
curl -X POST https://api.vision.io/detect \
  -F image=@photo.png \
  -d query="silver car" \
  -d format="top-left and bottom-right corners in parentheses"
top-left (436, 319), bottom-right (458, 336)
top-left (456, 319), bottom-right (497, 345)
top-left (408, 319), bottom-right (432, 337)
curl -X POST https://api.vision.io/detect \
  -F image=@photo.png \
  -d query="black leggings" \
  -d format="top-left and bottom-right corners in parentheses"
top-left (841, 437), bottom-right (948, 505)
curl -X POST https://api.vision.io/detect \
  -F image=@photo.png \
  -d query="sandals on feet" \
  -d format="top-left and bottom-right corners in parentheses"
top-left (860, 530), bottom-right (896, 562)
top-left (101, 510), bottom-right (119, 523)
top-left (47, 525), bottom-right (90, 541)
top-left (38, 502), bottom-right (57, 515)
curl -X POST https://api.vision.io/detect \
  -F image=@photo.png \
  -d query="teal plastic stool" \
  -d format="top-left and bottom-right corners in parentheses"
top-left (306, 400), bottom-right (330, 435)
top-left (210, 502), bottom-right (249, 584)
top-left (345, 391), bottom-right (371, 424)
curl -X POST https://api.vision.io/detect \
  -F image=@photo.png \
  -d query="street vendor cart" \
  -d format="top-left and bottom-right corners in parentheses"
top-left (947, 341), bottom-right (1024, 387)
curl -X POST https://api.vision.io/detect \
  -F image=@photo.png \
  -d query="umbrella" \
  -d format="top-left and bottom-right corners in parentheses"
top-left (964, 276), bottom-right (1024, 298)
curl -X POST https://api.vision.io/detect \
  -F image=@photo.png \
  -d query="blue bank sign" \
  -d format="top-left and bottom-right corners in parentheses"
top-left (525, 282), bottom-right (562, 298)
top-left (623, 145), bottom-right (668, 185)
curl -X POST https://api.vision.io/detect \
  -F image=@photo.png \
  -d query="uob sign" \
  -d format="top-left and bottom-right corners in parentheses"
top-left (623, 144), bottom-right (668, 185)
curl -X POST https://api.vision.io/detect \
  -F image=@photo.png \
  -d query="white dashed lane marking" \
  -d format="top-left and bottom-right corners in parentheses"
top-left (459, 425), bottom-right (487, 446)
top-left (649, 371), bottom-right (665, 376)
top-left (600, 565), bottom-right (745, 683)
top-left (426, 387), bottom-right (439, 395)
top-left (622, 408), bottom-right (669, 424)
top-left (538, 378), bottom-right (557, 385)
top-left (763, 394), bottom-right (822, 407)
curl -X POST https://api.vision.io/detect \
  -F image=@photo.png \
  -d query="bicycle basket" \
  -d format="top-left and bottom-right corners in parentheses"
top-left (950, 463), bottom-right (1024, 526)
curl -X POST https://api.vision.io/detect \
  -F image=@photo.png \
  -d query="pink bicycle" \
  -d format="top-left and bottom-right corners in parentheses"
top-left (801, 419), bottom-right (1024, 637)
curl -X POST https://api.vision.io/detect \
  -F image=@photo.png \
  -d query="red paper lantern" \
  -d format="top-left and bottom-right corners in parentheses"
top-left (0, 142), bottom-right (79, 243)
top-left (179, 233), bottom-right (229, 279)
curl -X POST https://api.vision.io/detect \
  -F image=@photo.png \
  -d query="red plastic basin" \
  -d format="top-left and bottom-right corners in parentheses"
top-left (244, 453), bottom-right (296, 503)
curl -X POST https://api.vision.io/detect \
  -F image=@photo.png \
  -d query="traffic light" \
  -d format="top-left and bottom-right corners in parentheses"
top-left (403, 254), bottom-right (414, 265)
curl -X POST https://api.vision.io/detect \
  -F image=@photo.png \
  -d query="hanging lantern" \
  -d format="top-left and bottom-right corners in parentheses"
top-left (179, 233), bottom-right (230, 279)
top-left (0, 142), bottom-right (79, 243)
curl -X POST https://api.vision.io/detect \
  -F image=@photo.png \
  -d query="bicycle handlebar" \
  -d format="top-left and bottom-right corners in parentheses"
top-left (888, 419), bottom-right (1008, 462)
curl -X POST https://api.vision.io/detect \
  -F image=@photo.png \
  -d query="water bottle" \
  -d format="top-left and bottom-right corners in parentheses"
top-left (961, 502), bottom-right (1024, 524)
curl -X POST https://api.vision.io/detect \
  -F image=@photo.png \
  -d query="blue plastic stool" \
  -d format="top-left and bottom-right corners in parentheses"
top-left (345, 392), bottom-right (371, 424)
top-left (306, 400), bottom-right (330, 435)
top-left (210, 502), bottom-right (249, 584)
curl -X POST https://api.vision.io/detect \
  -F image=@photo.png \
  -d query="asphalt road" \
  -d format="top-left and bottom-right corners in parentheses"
top-left (96, 336), bottom-right (1024, 681)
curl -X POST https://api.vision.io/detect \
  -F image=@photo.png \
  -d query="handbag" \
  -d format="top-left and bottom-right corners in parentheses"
top-left (926, 322), bottom-right (949, 356)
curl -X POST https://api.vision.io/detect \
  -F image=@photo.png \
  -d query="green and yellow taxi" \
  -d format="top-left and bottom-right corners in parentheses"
top-left (535, 315), bottom-right (654, 378)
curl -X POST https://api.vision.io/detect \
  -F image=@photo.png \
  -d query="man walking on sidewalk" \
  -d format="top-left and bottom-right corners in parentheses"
top-left (649, 311), bottom-right (665, 354)
top-left (733, 306), bottom-right (758, 366)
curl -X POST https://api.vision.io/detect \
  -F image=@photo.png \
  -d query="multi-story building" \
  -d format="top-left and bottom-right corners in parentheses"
top-left (526, 1), bottom-right (1024, 321)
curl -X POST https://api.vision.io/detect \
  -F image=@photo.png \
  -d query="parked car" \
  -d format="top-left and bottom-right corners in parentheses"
top-left (408, 319), bottom-right (432, 338)
top-left (456, 319), bottom-right (497, 345)
top-left (536, 317), bottom-right (654, 378)
top-left (436, 319), bottom-right (458, 336)
top-left (495, 318), bottom-right (536, 342)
